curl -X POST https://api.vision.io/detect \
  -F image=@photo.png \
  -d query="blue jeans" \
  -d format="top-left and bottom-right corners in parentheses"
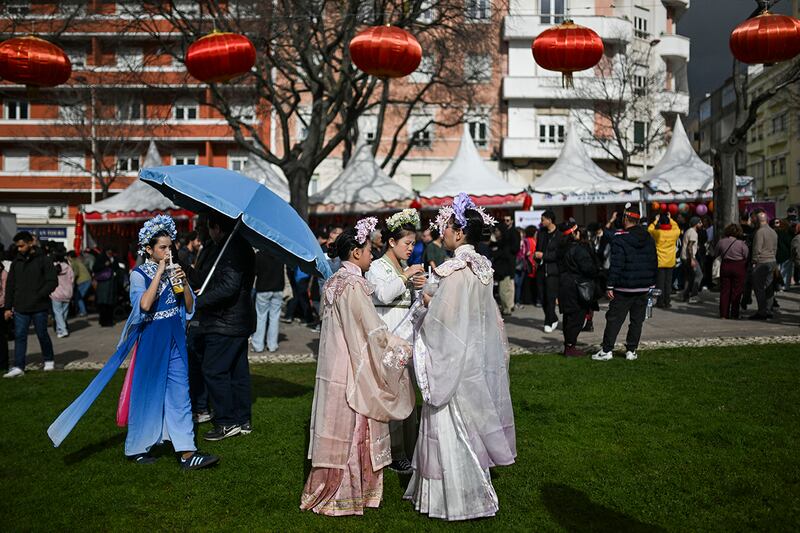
top-left (252, 291), bottom-right (282, 352)
top-left (74, 280), bottom-right (91, 316)
top-left (13, 310), bottom-right (54, 369)
top-left (51, 300), bottom-right (69, 336)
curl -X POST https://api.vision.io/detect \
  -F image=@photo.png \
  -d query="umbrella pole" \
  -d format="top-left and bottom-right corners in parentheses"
top-left (196, 218), bottom-right (243, 296)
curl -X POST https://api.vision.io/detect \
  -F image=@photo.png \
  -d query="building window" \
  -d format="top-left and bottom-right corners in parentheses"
top-left (722, 84), bottom-right (736, 107)
top-left (65, 46), bottom-right (87, 69)
top-left (698, 99), bottom-right (711, 122)
top-left (634, 120), bottom-right (649, 148)
top-left (309, 173), bottom-right (320, 195)
top-left (173, 153), bottom-right (197, 165)
top-left (634, 16), bottom-right (650, 39)
top-left (228, 152), bottom-right (249, 172)
top-left (464, 54), bottom-right (492, 83)
top-left (468, 118), bottom-right (489, 148)
top-left (411, 129), bottom-right (432, 148)
top-left (174, 99), bottom-right (199, 121)
top-left (2, 149), bottom-right (29, 172)
top-left (117, 99), bottom-right (143, 121)
top-left (540, 0), bottom-right (565, 24)
top-left (231, 102), bottom-right (256, 122)
top-left (5, 2), bottom-right (30, 16)
top-left (465, 0), bottom-right (490, 21)
top-left (417, 0), bottom-right (435, 23)
top-left (59, 104), bottom-right (85, 122)
top-left (538, 117), bottom-right (565, 144)
top-left (770, 159), bottom-right (777, 177)
top-left (771, 114), bottom-right (787, 134)
top-left (411, 174), bottom-right (432, 191)
top-left (4, 100), bottom-right (29, 120)
top-left (117, 154), bottom-right (140, 172)
top-left (296, 109), bottom-right (311, 141)
top-left (634, 74), bottom-right (647, 96)
top-left (173, 0), bottom-right (201, 16)
top-left (409, 55), bottom-right (434, 84)
top-left (59, 150), bottom-right (85, 174)
top-left (779, 157), bottom-right (786, 175)
top-left (116, 46), bottom-right (144, 70)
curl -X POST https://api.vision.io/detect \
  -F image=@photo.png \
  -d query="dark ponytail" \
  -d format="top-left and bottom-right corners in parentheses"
top-left (327, 228), bottom-right (365, 261)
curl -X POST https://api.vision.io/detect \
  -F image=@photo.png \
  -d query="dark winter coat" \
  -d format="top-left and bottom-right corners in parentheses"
top-left (4, 247), bottom-right (58, 313)
top-left (606, 225), bottom-right (658, 291)
top-left (536, 227), bottom-right (561, 277)
top-left (255, 250), bottom-right (285, 293)
top-left (195, 234), bottom-right (256, 337)
top-left (557, 240), bottom-right (598, 314)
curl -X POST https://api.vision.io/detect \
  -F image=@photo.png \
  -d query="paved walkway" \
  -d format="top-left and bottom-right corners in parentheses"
top-left (8, 286), bottom-right (800, 370)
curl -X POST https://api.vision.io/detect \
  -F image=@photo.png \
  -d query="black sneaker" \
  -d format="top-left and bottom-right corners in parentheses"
top-left (203, 424), bottom-right (241, 441)
top-left (193, 411), bottom-right (213, 424)
top-left (179, 451), bottom-right (220, 470)
top-left (240, 422), bottom-right (252, 435)
top-left (388, 458), bottom-right (413, 474)
top-left (130, 453), bottom-right (157, 465)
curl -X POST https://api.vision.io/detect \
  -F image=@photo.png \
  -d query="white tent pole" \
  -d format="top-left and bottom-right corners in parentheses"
top-left (197, 218), bottom-right (243, 296)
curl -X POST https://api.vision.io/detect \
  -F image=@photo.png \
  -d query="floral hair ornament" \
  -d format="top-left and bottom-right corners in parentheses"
top-left (386, 208), bottom-right (420, 232)
top-left (355, 216), bottom-right (378, 245)
top-left (137, 214), bottom-right (177, 256)
top-left (431, 192), bottom-right (497, 235)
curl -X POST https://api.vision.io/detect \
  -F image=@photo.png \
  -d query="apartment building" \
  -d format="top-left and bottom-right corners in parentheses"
top-left (0, 0), bottom-right (265, 246)
top-left (502, 0), bottom-right (690, 181)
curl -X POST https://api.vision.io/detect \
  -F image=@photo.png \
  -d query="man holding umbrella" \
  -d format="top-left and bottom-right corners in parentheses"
top-left (195, 213), bottom-right (256, 440)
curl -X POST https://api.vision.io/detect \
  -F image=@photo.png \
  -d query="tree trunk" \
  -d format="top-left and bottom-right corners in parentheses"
top-left (286, 166), bottom-right (312, 222)
top-left (713, 146), bottom-right (739, 243)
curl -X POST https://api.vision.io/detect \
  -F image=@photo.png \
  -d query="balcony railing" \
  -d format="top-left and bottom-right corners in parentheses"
top-left (502, 137), bottom-right (615, 160)
top-left (503, 76), bottom-right (621, 101)
top-left (656, 34), bottom-right (690, 62)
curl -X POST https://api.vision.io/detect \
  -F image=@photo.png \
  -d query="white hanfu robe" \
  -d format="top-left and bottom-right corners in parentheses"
top-left (365, 255), bottom-right (413, 331)
top-left (403, 244), bottom-right (516, 521)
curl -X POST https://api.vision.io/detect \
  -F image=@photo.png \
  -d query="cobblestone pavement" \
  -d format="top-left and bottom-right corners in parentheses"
top-left (8, 286), bottom-right (799, 370)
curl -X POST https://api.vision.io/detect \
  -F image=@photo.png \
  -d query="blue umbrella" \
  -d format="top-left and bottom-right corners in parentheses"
top-left (139, 165), bottom-right (332, 282)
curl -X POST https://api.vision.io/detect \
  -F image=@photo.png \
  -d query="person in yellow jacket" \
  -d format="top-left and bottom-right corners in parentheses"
top-left (648, 212), bottom-right (681, 308)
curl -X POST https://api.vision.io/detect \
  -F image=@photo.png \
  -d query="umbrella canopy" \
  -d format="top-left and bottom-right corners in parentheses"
top-left (530, 124), bottom-right (642, 206)
top-left (139, 165), bottom-right (331, 279)
top-left (83, 141), bottom-right (192, 222)
top-left (420, 129), bottom-right (525, 207)
top-left (309, 143), bottom-right (414, 213)
top-left (643, 118), bottom-right (754, 201)
top-left (242, 152), bottom-right (290, 202)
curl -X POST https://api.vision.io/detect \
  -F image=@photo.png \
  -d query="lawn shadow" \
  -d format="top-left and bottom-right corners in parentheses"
top-left (541, 483), bottom-right (665, 533)
top-left (250, 374), bottom-right (312, 400)
top-left (63, 433), bottom-right (126, 466)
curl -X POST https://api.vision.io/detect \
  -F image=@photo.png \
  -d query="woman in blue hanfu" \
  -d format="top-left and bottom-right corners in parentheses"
top-left (48, 215), bottom-right (219, 470)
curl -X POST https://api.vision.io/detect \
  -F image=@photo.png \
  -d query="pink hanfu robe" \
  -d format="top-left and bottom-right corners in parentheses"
top-left (300, 261), bottom-right (415, 516)
top-left (403, 244), bottom-right (517, 521)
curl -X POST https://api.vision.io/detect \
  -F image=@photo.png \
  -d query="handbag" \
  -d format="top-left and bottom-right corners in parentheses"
top-left (712, 240), bottom-right (736, 281)
top-left (576, 279), bottom-right (595, 304)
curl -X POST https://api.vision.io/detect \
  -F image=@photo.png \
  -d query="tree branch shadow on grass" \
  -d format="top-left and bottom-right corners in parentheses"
top-left (250, 375), bottom-right (313, 401)
top-left (541, 483), bottom-right (665, 533)
top-left (63, 433), bottom-right (126, 466)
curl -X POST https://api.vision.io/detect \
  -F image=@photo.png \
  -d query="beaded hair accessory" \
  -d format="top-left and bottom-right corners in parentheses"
top-left (137, 214), bottom-right (177, 256)
top-left (431, 192), bottom-right (497, 235)
top-left (385, 208), bottom-right (420, 232)
top-left (355, 217), bottom-right (378, 245)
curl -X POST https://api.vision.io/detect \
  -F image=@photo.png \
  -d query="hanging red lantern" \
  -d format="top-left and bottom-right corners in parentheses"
top-left (668, 203), bottom-right (679, 216)
top-left (0, 35), bottom-right (72, 87)
top-left (730, 11), bottom-right (800, 64)
top-left (349, 25), bottom-right (422, 78)
top-left (532, 20), bottom-right (604, 88)
top-left (651, 201), bottom-right (660, 212)
top-left (410, 198), bottom-right (422, 210)
top-left (522, 193), bottom-right (533, 211)
top-left (185, 31), bottom-right (256, 83)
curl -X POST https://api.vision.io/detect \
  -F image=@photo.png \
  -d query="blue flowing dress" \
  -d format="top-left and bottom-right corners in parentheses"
top-left (48, 261), bottom-right (197, 456)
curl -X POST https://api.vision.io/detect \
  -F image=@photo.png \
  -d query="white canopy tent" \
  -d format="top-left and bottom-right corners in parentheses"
top-left (643, 117), bottom-right (754, 202)
top-left (420, 129), bottom-right (525, 207)
top-left (84, 141), bottom-right (189, 222)
top-left (242, 152), bottom-right (290, 202)
top-left (529, 125), bottom-right (642, 207)
top-left (309, 143), bottom-right (414, 213)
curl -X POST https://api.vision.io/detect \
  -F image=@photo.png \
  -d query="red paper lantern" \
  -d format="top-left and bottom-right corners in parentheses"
top-left (668, 203), bottom-right (679, 216)
top-left (651, 201), bottom-right (660, 212)
top-left (730, 12), bottom-right (800, 64)
top-left (410, 198), bottom-right (422, 210)
top-left (185, 32), bottom-right (256, 83)
top-left (522, 193), bottom-right (533, 211)
top-left (532, 20), bottom-right (604, 87)
top-left (0, 35), bottom-right (71, 87)
top-left (349, 25), bottom-right (422, 78)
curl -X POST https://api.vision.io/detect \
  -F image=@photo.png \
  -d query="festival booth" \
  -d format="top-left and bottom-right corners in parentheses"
top-left (309, 143), bottom-right (415, 227)
top-left (643, 118), bottom-right (755, 215)
top-left (528, 125), bottom-right (643, 224)
top-left (83, 141), bottom-right (193, 253)
top-left (420, 129), bottom-right (526, 211)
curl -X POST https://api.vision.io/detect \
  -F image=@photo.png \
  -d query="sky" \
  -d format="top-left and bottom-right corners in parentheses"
top-left (679, 0), bottom-right (794, 108)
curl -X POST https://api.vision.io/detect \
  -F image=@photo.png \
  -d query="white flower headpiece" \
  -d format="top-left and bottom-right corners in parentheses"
top-left (385, 208), bottom-right (420, 232)
top-left (431, 192), bottom-right (496, 235)
top-left (138, 214), bottom-right (177, 255)
top-left (355, 217), bottom-right (378, 245)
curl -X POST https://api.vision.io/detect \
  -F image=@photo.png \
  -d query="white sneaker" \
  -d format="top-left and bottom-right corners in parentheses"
top-left (592, 350), bottom-right (613, 361)
top-left (625, 351), bottom-right (638, 361)
top-left (3, 367), bottom-right (24, 378)
top-left (44, 361), bottom-right (55, 371)
top-left (57, 332), bottom-right (69, 339)
top-left (544, 320), bottom-right (559, 333)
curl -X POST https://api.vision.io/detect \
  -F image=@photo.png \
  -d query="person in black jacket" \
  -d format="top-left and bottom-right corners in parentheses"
top-left (195, 213), bottom-right (256, 440)
top-left (557, 222), bottom-right (598, 357)
top-left (251, 249), bottom-right (285, 353)
top-left (3, 231), bottom-right (58, 377)
top-left (494, 215), bottom-right (521, 315)
top-left (593, 205), bottom-right (657, 362)
top-left (534, 210), bottom-right (560, 332)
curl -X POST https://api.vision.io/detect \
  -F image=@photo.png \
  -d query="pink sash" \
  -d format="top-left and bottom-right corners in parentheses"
top-left (115, 343), bottom-right (138, 427)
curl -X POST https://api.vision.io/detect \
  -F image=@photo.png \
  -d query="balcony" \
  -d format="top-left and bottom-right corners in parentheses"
top-left (656, 90), bottom-right (690, 115)
top-left (503, 76), bottom-right (619, 102)
top-left (502, 137), bottom-right (615, 160)
top-left (656, 34), bottom-right (690, 62)
top-left (504, 15), bottom-right (634, 43)
top-left (662, 0), bottom-right (689, 22)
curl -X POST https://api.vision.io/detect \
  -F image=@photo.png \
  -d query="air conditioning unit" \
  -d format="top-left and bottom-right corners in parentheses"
top-left (48, 206), bottom-right (66, 218)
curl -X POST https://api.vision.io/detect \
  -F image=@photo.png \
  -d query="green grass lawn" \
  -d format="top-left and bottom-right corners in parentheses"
top-left (2, 344), bottom-right (799, 532)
